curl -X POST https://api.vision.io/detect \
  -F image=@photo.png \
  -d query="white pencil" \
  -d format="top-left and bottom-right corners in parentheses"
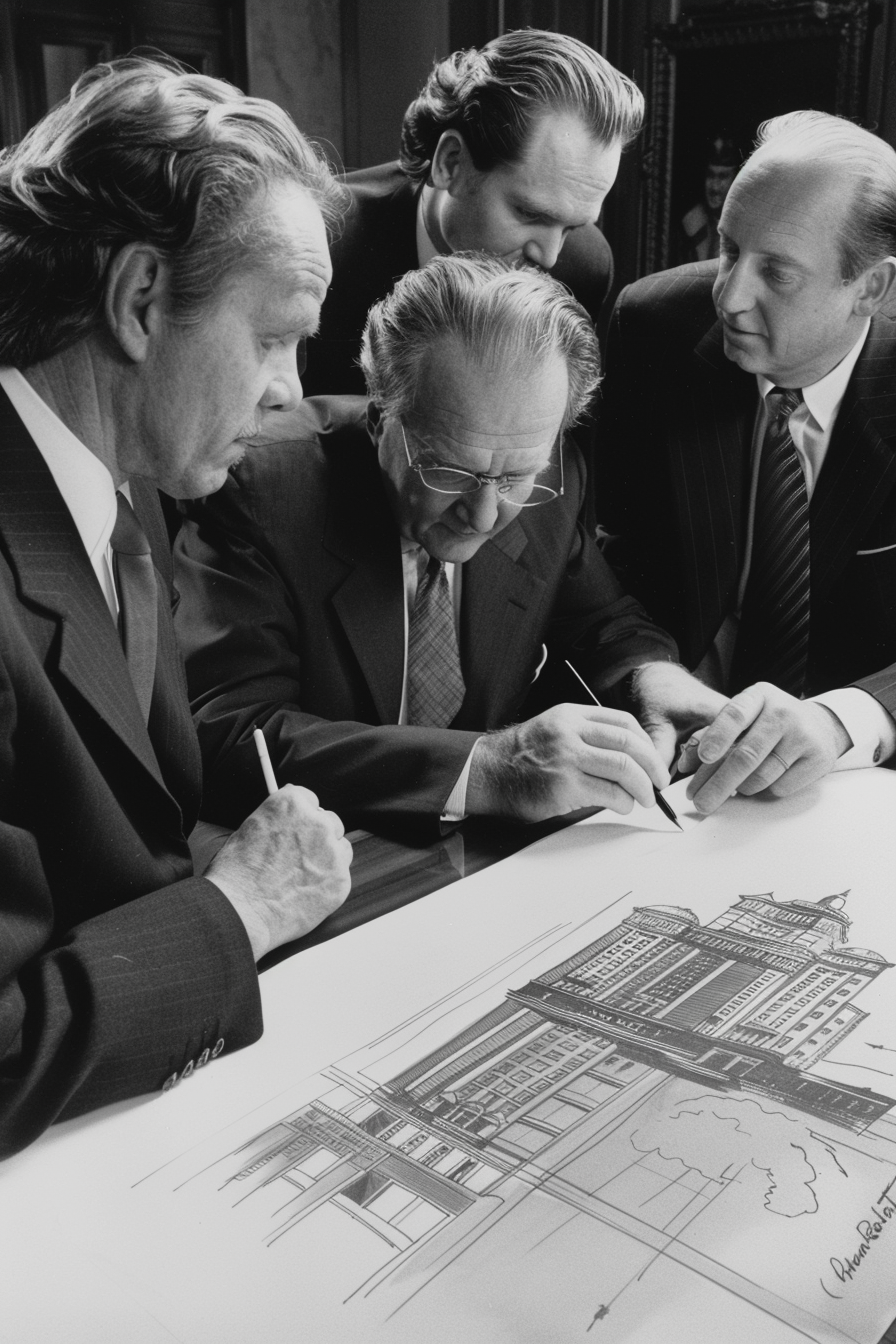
top-left (252, 727), bottom-right (278, 797)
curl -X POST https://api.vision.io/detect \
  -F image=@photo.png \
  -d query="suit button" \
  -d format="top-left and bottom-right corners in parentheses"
top-left (162, 1072), bottom-right (179, 1092)
top-left (181, 1059), bottom-right (195, 1079)
top-left (212, 1037), bottom-right (225, 1058)
top-left (195, 1048), bottom-right (210, 1069)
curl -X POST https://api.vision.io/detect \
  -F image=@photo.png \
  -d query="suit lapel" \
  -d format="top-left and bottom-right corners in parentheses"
top-left (323, 444), bottom-right (405, 725)
top-left (458, 519), bottom-right (546, 726)
top-left (810, 317), bottom-right (896, 605)
top-left (668, 320), bottom-right (755, 660)
top-left (0, 388), bottom-right (178, 799)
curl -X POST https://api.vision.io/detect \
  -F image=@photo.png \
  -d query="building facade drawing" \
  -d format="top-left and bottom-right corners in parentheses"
top-left (220, 890), bottom-right (894, 1271)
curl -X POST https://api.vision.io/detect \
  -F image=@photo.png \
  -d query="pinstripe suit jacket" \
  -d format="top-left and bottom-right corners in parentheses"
top-left (0, 388), bottom-right (262, 1160)
top-left (598, 261), bottom-right (896, 714)
top-left (173, 396), bottom-right (678, 833)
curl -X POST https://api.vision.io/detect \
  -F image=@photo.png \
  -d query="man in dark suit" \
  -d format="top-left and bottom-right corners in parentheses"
top-left (599, 110), bottom-right (896, 815)
top-left (301, 30), bottom-right (643, 399)
top-left (175, 255), bottom-right (728, 834)
top-left (0, 58), bottom-right (353, 1158)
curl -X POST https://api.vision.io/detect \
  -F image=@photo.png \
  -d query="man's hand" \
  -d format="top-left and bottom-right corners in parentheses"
top-left (677, 682), bottom-right (853, 815)
top-left (630, 662), bottom-right (730, 765)
top-left (206, 785), bottom-right (352, 960)
top-left (465, 703), bottom-right (670, 823)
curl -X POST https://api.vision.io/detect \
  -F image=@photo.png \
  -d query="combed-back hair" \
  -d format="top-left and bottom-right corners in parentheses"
top-left (399, 29), bottom-right (644, 185)
top-left (752, 110), bottom-right (896, 280)
top-left (0, 55), bottom-right (345, 367)
top-left (360, 251), bottom-right (601, 430)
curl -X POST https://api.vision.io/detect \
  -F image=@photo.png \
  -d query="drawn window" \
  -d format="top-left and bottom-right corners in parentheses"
top-left (341, 1170), bottom-right (391, 1208)
top-left (420, 1144), bottom-right (452, 1169)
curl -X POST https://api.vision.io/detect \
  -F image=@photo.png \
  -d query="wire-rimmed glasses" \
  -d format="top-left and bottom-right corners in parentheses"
top-left (400, 423), bottom-right (563, 507)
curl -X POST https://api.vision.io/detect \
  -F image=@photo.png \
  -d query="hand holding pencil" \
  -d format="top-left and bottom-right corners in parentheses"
top-left (204, 728), bottom-right (352, 960)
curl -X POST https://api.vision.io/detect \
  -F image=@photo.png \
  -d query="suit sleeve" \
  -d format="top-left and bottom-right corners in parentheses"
top-left (174, 493), bottom-right (482, 833)
top-left (0, 646), bottom-right (263, 1162)
top-left (518, 444), bottom-right (679, 718)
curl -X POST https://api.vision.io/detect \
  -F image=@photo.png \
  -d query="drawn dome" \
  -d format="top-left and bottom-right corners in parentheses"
top-left (839, 947), bottom-right (887, 963)
top-left (643, 905), bottom-right (698, 923)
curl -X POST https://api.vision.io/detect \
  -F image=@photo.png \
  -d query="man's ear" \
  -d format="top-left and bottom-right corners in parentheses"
top-left (104, 243), bottom-right (170, 362)
top-left (430, 130), bottom-right (472, 192)
top-left (366, 400), bottom-right (384, 445)
top-left (853, 256), bottom-right (896, 318)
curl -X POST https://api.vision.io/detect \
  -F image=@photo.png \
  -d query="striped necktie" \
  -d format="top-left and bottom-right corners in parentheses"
top-left (110, 491), bottom-right (158, 724)
top-left (407, 552), bottom-right (465, 727)
top-left (731, 387), bottom-right (810, 696)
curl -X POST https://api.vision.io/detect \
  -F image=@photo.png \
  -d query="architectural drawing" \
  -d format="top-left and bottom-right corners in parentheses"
top-left (176, 888), bottom-right (896, 1340)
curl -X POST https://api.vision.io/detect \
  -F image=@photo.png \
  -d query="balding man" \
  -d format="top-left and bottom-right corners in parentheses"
top-left (175, 254), bottom-right (726, 834)
top-left (599, 111), bottom-right (896, 814)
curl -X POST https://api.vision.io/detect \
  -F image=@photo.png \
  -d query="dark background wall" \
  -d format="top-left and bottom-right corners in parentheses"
top-left (2, 0), bottom-right (894, 301)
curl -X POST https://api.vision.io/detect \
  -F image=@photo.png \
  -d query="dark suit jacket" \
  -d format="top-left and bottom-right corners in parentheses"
top-left (597, 261), bottom-right (896, 713)
top-left (302, 161), bottom-right (615, 397)
top-left (0, 388), bottom-right (262, 1160)
top-left (174, 397), bottom-right (678, 832)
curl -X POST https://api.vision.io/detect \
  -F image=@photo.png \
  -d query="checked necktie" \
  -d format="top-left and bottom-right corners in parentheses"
top-left (110, 491), bottom-right (158, 724)
top-left (731, 387), bottom-right (810, 696)
top-left (407, 552), bottom-right (466, 727)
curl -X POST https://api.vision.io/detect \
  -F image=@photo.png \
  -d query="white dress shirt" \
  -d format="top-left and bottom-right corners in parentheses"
top-left (696, 322), bottom-right (896, 768)
top-left (0, 366), bottom-right (128, 622)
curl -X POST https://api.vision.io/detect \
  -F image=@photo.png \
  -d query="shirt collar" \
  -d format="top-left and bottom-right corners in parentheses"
top-left (757, 319), bottom-right (870, 433)
top-left (0, 366), bottom-right (122, 563)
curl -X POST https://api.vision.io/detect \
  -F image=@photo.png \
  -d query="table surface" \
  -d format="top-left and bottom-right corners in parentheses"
top-left (4, 786), bottom-right (896, 1343)
top-left (258, 799), bottom-right (896, 1344)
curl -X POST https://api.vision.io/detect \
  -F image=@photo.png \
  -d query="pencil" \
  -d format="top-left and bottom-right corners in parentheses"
top-left (563, 659), bottom-right (682, 831)
top-left (252, 727), bottom-right (279, 797)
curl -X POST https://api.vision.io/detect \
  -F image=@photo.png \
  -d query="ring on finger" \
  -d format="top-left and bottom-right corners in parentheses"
top-left (768, 750), bottom-right (792, 771)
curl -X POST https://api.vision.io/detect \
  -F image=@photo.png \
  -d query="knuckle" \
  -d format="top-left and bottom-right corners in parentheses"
top-left (730, 740), bottom-right (765, 769)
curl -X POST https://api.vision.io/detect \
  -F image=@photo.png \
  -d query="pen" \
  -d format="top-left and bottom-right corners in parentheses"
top-left (563, 659), bottom-right (682, 831)
top-left (252, 727), bottom-right (279, 797)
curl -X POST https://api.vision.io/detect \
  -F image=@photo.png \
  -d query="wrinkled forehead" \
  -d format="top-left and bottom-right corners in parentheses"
top-left (403, 338), bottom-right (568, 467)
top-left (236, 182), bottom-right (332, 300)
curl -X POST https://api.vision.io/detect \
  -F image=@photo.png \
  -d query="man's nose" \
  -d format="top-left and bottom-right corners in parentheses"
top-left (522, 228), bottom-right (564, 271)
top-left (715, 258), bottom-right (753, 315)
top-left (456, 481), bottom-right (501, 532)
top-left (261, 354), bottom-right (304, 413)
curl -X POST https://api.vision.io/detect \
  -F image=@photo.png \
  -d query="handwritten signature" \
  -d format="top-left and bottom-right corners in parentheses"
top-left (821, 1176), bottom-right (896, 1297)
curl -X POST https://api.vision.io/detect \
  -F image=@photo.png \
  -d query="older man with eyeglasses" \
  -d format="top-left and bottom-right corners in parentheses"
top-left (175, 254), bottom-right (727, 833)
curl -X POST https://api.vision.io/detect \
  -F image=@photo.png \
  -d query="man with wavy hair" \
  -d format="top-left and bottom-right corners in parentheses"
top-left (175, 254), bottom-right (727, 834)
top-left (0, 57), bottom-right (353, 1157)
top-left (301, 30), bottom-right (642, 399)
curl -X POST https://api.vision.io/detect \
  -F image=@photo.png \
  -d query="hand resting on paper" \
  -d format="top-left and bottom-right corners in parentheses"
top-left (206, 784), bottom-right (353, 959)
top-left (465, 702), bottom-right (671, 823)
top-left (676, 682), bottom-right (852, 815)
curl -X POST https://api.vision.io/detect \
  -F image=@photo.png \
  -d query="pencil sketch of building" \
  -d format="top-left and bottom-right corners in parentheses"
top-left (211, 890), bottom-right (896, 1330)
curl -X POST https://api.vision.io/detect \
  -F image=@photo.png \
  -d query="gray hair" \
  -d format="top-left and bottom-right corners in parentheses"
top-left (751, 110), bottom-right (896, 279)
top-left (0, 55), bottom-right (346, 367)
top-left (360, 252), bottom-right (602, 428)
top-left (399, 29), bottom-right (643, 186)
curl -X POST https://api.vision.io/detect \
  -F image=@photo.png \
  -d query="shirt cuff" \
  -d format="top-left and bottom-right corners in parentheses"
top-left (441, 737), bottom-right (484, 822)
top-left (812, 687), bottom-right (896, 769)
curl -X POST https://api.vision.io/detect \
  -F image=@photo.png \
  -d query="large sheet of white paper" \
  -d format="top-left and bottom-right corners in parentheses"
top-left (2, 771), bottom-right (896, 1344)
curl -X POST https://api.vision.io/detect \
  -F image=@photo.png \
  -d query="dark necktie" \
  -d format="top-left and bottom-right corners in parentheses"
top-left (110, 491), bottom-right (158, 723)
top-left (407, 552), bottom-right (465, 727)
top-left (731, 387), bottom-right (810, 696)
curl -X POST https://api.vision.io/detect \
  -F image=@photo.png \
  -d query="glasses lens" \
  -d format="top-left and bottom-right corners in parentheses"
top-left (506, 482), bottom-right (558, 507)
top-left (417, 467), bottom-right (480, 494)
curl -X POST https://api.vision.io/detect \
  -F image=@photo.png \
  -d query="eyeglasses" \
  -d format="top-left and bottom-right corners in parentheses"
top-left (401, 424), bottom-right (563, 507)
